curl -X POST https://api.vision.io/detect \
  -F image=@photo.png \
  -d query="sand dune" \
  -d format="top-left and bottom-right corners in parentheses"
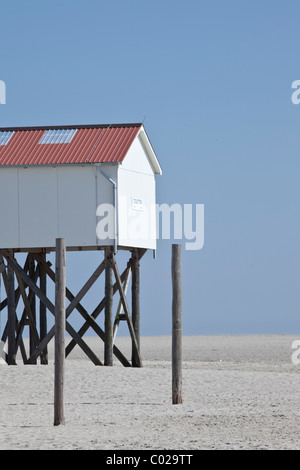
top-left (1, 335), bottom-right (300, 450)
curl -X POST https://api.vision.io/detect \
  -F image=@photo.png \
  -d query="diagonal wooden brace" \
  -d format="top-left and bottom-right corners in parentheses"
top-left (109, 253), bottom-right (142, 367)
top-left (34, 254), bottom-right (131, 366)
top-left (3, 253), bottom-right (103, 365)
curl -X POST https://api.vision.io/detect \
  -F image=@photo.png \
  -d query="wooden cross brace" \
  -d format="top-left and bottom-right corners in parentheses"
top-left (0, 248), bottom-right (146, 367)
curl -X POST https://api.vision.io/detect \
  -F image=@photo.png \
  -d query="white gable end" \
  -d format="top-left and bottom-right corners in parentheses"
top-left (121, 135), bottom-right (154, 175)
top-left (120, 126), bottom-right (162, 176)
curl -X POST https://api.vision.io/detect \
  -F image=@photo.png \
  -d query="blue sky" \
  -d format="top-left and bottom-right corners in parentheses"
top-left (0, 0), bottom-right (300, 335)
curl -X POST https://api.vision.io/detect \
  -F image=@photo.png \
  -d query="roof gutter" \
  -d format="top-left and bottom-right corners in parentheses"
top-left (96, 165), bottom-right (118, 254)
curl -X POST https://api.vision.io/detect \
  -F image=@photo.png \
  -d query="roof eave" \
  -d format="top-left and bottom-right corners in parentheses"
top-left (138, 126), bottom-right (162, 175)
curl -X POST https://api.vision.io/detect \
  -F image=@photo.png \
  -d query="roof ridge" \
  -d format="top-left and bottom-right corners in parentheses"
top-left (0, 123), bottom-right (143, 132)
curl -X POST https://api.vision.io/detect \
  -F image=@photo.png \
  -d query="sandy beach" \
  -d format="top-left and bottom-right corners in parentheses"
top-left (1, 334), bottom-right (300, 450)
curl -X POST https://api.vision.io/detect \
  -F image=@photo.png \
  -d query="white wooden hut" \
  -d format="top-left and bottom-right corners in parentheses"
top-left (0, 123), bottom-right (162, 367)
top-left (0, 123), bottom-right (162, 252)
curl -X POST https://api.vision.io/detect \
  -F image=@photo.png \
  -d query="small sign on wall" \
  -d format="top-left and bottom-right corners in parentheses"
top-left (131, 197), bottom-right (144, 211)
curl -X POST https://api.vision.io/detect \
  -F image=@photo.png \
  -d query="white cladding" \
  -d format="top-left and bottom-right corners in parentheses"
top-left (0, 133), bottom-right (160, 250)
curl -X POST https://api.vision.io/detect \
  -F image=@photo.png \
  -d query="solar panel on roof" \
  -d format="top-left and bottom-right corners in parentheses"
top-left (39, 128), bottom-right (77, 144)
top-left (0, 130), bottom-right (14, 145)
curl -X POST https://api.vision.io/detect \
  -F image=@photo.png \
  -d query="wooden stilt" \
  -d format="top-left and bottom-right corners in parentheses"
top-left (39, 253), bottom-right (48, 364)
top-left (104, 247), bottom-right (113, 366)
top-left (131, 248), bottom-right (141, 367)
top-left (54, 238), bottom-right (66, 426)
top-left (172, 244), bottom-right (182, 405)
top-left (7, 260), bottom-right (16, 365)
top-left (110, 254), bottom-right (142, 367)
top-left (29, 255), bottom-right (37, 364)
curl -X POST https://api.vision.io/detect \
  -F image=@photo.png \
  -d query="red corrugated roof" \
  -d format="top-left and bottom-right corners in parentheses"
top-left (0, 123), bottom-right (142, 166)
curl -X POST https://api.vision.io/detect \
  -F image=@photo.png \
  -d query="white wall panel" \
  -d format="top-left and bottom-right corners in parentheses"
top-left (0, 168), bottom-right (19, 248)
top-left (118, 168), bottom-right (156, 249)
top-left (18, 167), bottom-right (58, 248)
top-left (118, 136), bottom-right (157, 249)
top-left (95, 164), bottom-right (117, 247)
top-left (58, 166), bottom-right (97, 247)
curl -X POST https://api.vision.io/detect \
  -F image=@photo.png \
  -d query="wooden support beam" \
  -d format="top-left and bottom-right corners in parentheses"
top-left (34, 255), bottom-right (106, 364)
top-left (113, 268), bottom-right (131, 341)
top-left (34, 254), bottom-right (106, 364)
top-left (26, 327), bottom-right (54, 364)
top-left (62, 250), bottom-right (146, 363)
top-left (35, 254), bottom-right (103, 332)
top-left (14, 261), bottom-right (40, 363)
top-left (14, 314), bottom-right (28, 363)
top-left (4, 253), bottom-right (54, 313)
top-left (29, 255), bottom-right (37, 364)
top-left (104, 247), bottom-right (114, 366)
top-left (39, 253), bottom-right (48, 364)
top-left (54, 238), bottom-right (66, 426)
top-left (27, 311), bottom-right (103, 366)
top-left (65, 259), bottom-right (105, 318)
top-left (0, 255), bottom-right (8, 293)
top-left (7, 261), bottom-right (16, 365)
top-left (0, 248), bottom-right (146, 368)
top-left (0, 254), bottom-right (29, 312)
top-left (0, 286), bottom-right (22, 312)
top-left (15, 272), bottom-right (40, 355)
top-left (172, 244), bottom-right (183, 405)
top-left (110, 253), bottom-right (142, 367)
top-left (64, 263), bottom-right (132, 357)
top-left (131, 248), bottom-right (141, 367)
top-left (3, 253), bottom-right (102, 365)
top-left (0, 255), bottom-right (30, 362)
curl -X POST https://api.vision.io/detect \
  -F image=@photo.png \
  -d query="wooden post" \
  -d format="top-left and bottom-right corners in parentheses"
top-left (39, 253), bottom-right (48, 364)
top-left (7, 261), bottom-right (16, 365)
top-left (104, 247), bottom-right (113, 366)
top-left (132, 248), bottom-right (141, 367)
top-left (54, 238), bottom-right (66, 426)
top-left (172, 244), bottom-right (182, 404)
top-left (29, 255), bottom-right (37, 364)
top-left (110, 254), bottom-right (142, 367)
